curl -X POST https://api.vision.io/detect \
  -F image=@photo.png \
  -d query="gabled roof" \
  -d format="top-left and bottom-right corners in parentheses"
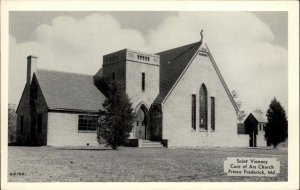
top-left (252, 112), bottom-right (267, 123)
top-left (36, 69), bottom-right (106, 112)
top-left (154, 42), bottom-right (201, 104)
top-left (244, 113), bottom-right (259, 124)
top-left (241, 112), bottom-right (267, 123)
top-left (153, 42), bottom-right (239, 113)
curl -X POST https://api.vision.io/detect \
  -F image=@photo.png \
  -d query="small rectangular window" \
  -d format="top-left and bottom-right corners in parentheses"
top-left (142, 72), bottom-right (145, 91)
top-left (78, 115), bottom-right (98, 132)
top-left (20, 116), bottom-right (24, 133)
top-left (211, 97), bottom-right (215, 131)
top-left (37, 114), bottom-right (43, 133)
top-left (191, 94), bottom-right (196, 130)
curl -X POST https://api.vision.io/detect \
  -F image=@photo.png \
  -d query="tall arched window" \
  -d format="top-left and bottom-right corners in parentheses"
top-left (199, 84), bottom-right (208, 130)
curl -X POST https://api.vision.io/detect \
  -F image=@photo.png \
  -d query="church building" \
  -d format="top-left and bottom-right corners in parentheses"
top-left (15, 35), bottom-right (249, 148)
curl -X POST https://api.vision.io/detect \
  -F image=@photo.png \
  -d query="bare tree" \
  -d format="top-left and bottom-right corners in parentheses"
top-left (231, 90), bottom-right (247, 122)
top-left (254, 107), bottom-right (264, 115)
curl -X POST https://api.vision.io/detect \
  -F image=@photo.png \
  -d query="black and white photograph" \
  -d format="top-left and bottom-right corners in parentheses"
top-left (1, 1), bottom-right (299, 190)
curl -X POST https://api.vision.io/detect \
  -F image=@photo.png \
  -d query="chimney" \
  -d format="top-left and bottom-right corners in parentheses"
top-left (26, 55), bottom-right (38, 85)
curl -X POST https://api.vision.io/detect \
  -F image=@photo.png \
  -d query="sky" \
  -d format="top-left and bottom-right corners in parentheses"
top-left (9, 11), bottom-right (288, 116)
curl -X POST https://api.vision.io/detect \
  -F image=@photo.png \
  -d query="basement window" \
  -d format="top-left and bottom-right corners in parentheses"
top-left (78, 115), bottom-right (98, 132)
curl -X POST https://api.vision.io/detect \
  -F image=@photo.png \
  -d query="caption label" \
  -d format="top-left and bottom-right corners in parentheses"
top-left (224, 157), bottom-right (280, 177)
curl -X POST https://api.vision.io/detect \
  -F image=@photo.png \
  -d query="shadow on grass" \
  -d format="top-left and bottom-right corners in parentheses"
top-left (244, 147), bottom-right (274, 150)
top-left (57, 148), bottom-right (113, 151)
top-left (55, 146), bottom-right (133, 151)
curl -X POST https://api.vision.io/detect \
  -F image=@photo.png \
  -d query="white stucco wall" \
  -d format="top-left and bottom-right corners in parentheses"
top-left (163, 51), bottom-right (248, 148)
top-left (47, 112), bottom-right (98, 146)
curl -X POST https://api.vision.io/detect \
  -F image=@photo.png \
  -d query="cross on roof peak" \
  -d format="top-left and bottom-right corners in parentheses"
top-left (200, 30), bottom-right (204, 46)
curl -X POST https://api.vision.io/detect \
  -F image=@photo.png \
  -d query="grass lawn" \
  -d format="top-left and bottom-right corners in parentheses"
top-left (8, 146), bottom-right (287, 182)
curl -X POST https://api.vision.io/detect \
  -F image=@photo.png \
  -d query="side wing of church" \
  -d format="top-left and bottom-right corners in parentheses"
top-left (16, 56), bottom-right (106, 146)
top-left (15, 39), bottom-right (249, 148)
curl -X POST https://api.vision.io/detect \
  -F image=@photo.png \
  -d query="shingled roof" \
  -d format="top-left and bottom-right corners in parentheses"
top-left (154, 42), bottom-right (201, 104)
top-left (36, 69), bottom-right (106, 112)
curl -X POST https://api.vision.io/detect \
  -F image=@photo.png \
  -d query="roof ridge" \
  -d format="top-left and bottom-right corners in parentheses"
top-left (37, 68), bottom-right (93, 77)
top-left (205, 44), bottom-right (239, 113)
top-left (154, 41), bottom-right (201, 104)
top-left (156, 41), bottom-right (201, 55)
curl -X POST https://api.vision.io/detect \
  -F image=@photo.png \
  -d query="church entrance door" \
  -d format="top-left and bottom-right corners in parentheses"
top-left (135, 105), bottom-right (148, 140)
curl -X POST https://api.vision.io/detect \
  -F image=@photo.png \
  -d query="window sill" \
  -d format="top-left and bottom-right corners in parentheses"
top-left (199, 129), bottom-right (208, 132)
top-left (191, 129), bottom-right (196, 132)
top-left (78, 130), bottom-right (97, 133)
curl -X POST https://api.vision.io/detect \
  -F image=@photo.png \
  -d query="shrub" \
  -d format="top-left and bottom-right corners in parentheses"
top-left (97, 80), bottom-right (135, 149)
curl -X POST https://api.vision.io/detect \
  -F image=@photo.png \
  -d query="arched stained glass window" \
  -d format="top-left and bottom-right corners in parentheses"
top-left (199, 84), bottom-right (208, 130)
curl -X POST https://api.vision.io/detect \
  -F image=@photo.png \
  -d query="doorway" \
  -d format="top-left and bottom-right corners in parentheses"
top-left (249, 131), bottom-right (257, 147)
top-left (135, 104), bottom-right (148, 140)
